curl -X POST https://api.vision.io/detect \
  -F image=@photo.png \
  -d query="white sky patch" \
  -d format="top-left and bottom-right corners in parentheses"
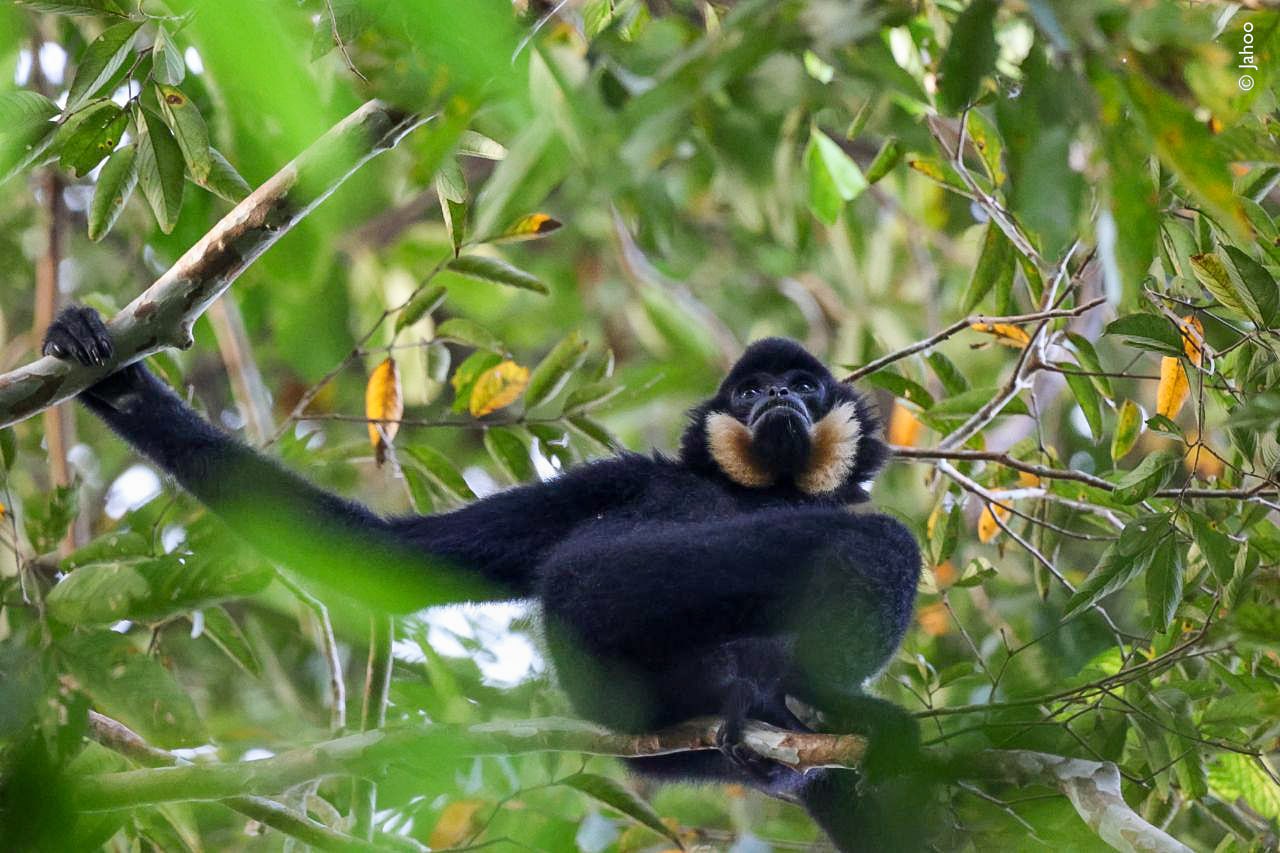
top-left (462, 466), bottom-right (500, 499)
top-left (38, 42), bottom-right (67, 86)
top-left (15, 50), bottom-right (31, 86)
top-left (396, 603), bottom-right (542, 686)
top-left (104, 464), bottom-right (162, 518)
top-left (183, 47), bottom-right (204, 74)
top-left (161, 524), bottom-right (187, 553)
top-left (240, 748), bottom-right (275, 762)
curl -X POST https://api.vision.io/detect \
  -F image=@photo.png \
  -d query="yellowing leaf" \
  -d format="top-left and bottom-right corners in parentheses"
top-left (1156, 355), bottom-right (1190, 420)
top-left (1178, 314), bottom-right (1205, 366)
top-left (468, 360), bottom-right (530, 417)
top-left (1184, 439), bottom-right (1225, 481)
top-left (978, 503), bottom-right (1010, 543)
top-left (492, 212), bottom-right (562, 243)
top-left (365, 357), bottom-right (403, 465)
top-left (1017, 470), bottom-right (1041, 488)
top-left (887, 403), bottom-right (922, 447)
top-left (970, 322), bottom-right (1031, 348)
top-left (917, 602), bottom-right (951, 637)
top-left (429, 800), bottom-right (484, 848)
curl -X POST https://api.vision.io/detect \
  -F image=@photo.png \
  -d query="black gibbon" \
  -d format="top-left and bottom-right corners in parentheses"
top-left (44, 306), bottom-right (925, 851)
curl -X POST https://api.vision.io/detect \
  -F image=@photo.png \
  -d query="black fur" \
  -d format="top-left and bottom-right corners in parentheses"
top-left (44, 315), bottom-right (925, 851)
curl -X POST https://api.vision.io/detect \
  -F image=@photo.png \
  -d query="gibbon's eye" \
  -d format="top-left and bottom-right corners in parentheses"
top-left (794, 380), bottom-right (816, 393)
top-left (737, 384), bottom-right (761, 400)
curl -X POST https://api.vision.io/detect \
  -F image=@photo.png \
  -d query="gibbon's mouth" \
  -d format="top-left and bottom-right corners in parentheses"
top-left (749, 397), bottom-right (810, 428)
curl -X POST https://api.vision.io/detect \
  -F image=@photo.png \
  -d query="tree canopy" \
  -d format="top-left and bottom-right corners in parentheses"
top-left (1, 0), bottom-right (1279, 850)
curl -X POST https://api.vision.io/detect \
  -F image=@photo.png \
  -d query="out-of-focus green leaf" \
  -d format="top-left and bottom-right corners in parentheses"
top-left (561, 772), bottom-right (683, 848)
top-left (863, 370), bottom-right (934, 410)
top-left (0, 90), bottom-right (60, 183)
top-left (59, 631), bottom-right (206, 747)
top-left (1111, 399), bottom-right (1142, 461)
top-left (926, 352), bottom-right (968, 395)
top-left (192, 606), bottom-right (261, 676)
top-left (15, 0), bottom-right (127, 17)
top-left (155, 84), bottom-right (211, 182)
top-left (447, 254), bottom-right (549, 294)
top-left (135, 105), bottom-right (186, 233)
top-left (88, 143), bottom-right (137, 241)
top-left (864, 137), bottom-right (901, 185)
top-left (1209, 754), bottom-right (1280, 820)
top-left (806, 125), bottom-right (866, 225)
top-left (1112, 450), bottom-right (1179, 504)
top-left (966, 109), bottom-right (1005, 186)
top-left (484, 427), bottom-right (534, 482)
top-left (57, 100), bottom-right (127, 177)
top-left (524, 332), bottom-right (589, 410)
top-left (152, 25), bottom-right (185, 85)
top-left (436, 318), bottom-right (504, 353)
top-left (405, 445), bottom-right (476, 503)
top-left (936, 0), bottom-right (998, 114)
top-left (396, 284), bottom-right (447, 334)
top-left (0, 427), bottom-right (15, 470)
top-left (66, 21), bottom-right (141, 111)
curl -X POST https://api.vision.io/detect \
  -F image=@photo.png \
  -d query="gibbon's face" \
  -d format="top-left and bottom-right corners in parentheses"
top-left (685, 338), bottom-right (884, 498)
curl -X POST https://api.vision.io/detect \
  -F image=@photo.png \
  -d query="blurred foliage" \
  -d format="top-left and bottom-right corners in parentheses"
top-left (2, 0), bottom-right (1280, 849)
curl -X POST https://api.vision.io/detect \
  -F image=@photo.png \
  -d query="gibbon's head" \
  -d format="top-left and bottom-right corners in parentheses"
top-left (680, 338), bottom-right (888, 503)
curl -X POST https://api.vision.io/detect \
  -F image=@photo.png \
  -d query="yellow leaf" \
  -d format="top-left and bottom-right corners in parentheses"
top-left (1156, 355), bottom-right (1190, 419)
top-left (917, 602), bottom-right (950, 637)
top-left (365, 357), bottom-right (403, 465)
top-left (1017, 470), bottom-right (1041, 488)
top-left (887, 402), bottom-right (922, 447)
top-left (469, 360), bottom-right (530, 417)
top-left (492, 212), bottom-right (562, 243)
top-left (978, 503), bottom-right (1010, 543)
top-left (429, 800), bottom-right (483, 848)
top-left (1178, 314), bottom-right (1205, 366)
top-left (970, 322), bottom-right (1031, 348)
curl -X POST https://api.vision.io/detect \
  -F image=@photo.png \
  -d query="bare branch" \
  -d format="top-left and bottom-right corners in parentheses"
top-left (0, 100), bottom-right (427, 430)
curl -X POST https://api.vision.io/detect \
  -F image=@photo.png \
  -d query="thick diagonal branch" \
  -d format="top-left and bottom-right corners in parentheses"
top-left (0, 100), bottom-right (426, 429)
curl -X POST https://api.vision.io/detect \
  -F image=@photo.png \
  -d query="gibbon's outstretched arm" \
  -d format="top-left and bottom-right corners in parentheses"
top-left (43, 306), bottom-right (645, 610)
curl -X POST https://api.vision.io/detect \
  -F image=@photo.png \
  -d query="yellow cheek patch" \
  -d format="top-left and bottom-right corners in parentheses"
top-left (706, 412), bottom-right (775, 488)
top-left (797, 402), bottom-right (862, 495)
top-left (705, 402), bottom-right (862, 495)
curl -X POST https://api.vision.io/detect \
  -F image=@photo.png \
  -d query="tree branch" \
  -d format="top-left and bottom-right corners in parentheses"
top-left (0, 100), bottom-right (427, 430)
top-left (74, 715), bottom-right (1187, 853)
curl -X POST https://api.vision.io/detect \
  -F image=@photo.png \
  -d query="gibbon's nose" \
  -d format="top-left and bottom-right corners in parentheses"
top-left (768, 384), bottom-right (789, 398)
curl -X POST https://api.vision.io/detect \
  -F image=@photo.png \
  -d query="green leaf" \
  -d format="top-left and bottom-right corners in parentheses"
top-left (394, 284), bottom-right (447, 334)
top-left (926, 352), bottom-right (968, 395)
top-left (1189, 514), bottom-right (1237, 585)
top-left (57, 101), bottom-right (127, 177)
top-left (1112, 451), bottom-right (1179, 504)
top-left (14, 0), bottom-right (127, 16)
top-left (447, 254), bottom-right (548, 294)
top-left (1223, 245), bottom-right (1279, 327)
top-left (806, 125), bottom-right (866, 225)
top-left (962, 224), bottom-right (1014, 313)
top-left (864, 137), bottom-right (901, 185)
top-left (1111, 399), bottom-right (1142, 461)
top-left (564, 381), bottom-right (623, 414)
top-left (0, 428), bottom-right (15, 471)
top-left (151, 25), bottom-right (185, 85)
top-left (484, 427), bottom-right (534, 482)
top-left (561, 772), bottom-right (683, 848)
top-left (1145, 535), bottom-right (1184, 631)
top-left (456, 130), bottom-right (506, 160)
top-left (436, 318), bottom-right (504, 353)
top-left (1104, 314), bottom-right (1183, 355)
top-left (198, 148), bottom-right (252, 203)
top-left (449, 351), bottom-right (502, 414)
top-left (524, 333), bottom-right (589, 410)
top-left (135, 106), bottom-right (185, 233)
top-left (1066, 333), bottom-right (1112, 399)
top-left (0, 90), bottom-right (60, 184)
top-left (568, 415), bottom-right (618, 451)
top-left (966, 110), bottom-right (1005, 186)
top-left (66, 21), bottom-right (141, 111)
top-left (404, 445), bottom-right (475, 503)
top-left (1209, 755), bottom-right (1280, 820)
top-left (61, 530), bottom-right (151, 569)
top-left (936, 0), bottom-right (998, 114)
top-left (928, 386), bottom-right (1029, 417)
top-left (192, 606), bottom-right (260, 676)
top-left (59, 631), bottom-right (206, 748)
top-left (88, 143), bottom-right (137, 241)
top-left (862, 370), bottom-right (934, 410)
top-left (1064, 543), bottom-right (1153, 619)
top-left (155, 84), bottom-right (211, 183)
top-left (1064, 371), bottom-right (1102, 442)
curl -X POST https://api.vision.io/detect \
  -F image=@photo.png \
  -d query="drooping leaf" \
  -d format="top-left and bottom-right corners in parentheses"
top-left (365, 357), bottom-right (403, 465)
top-left (1190, 251), bottom-right (1252, 318)
top-left (135, 105), bottom-right (186, 233)
top-left (395, 284), bottom-right (447, 334)
top-left (561, 772), bottom-right (684, 849)
top-left (151, 24), bottom-right (185, 85)
top-left (962, 225), bottom-right (1014, 313)
top-left (468, 360), bottom-right (530, 417)
top-left (197, 148), bottom-right (253, 203)
top-left (1223, 245), bottom-right (1279, 327)
top-left (404, 446), bottom-right (475, 503)
top-left (862, 371), bottom-right (934, 410)
top-left (155, 84), bottom-right (211, 182)
top-left (806, 125), bottom-right (866, 225)
top-left (491, 212), bottom-right (562, 243)
top-left (969, 322), bottom-right (1030, 348)
top-left (977, 502), bottom-right (1010, 543)
top-left (1145, 535), bottom-right (1184, 631)
top-left (1064, 542), bottom-right (1155, 619)
top-left (66, 21), bottom-right (141, 111)
top-left (1111, 399), bottom-right (1142, 461)
top-left (484, 427), bottom-right (534, 482)
top-left (447, 254), bottom-right (549, 294)
top-left (524, 332), bottom-right (589, 410)
top-left (456, 130), bottom-right (506, 160)
top-left (1067, 332), bottom-right (1112, 399)
top-left (1155, 356), bottom-right (1190, 420)
top-left (87, 142), bottom-right (137, 241)
top-left (864, 137), bottom-right (902, 185)
top-left (1065, 370), bottom-right (1103, 442)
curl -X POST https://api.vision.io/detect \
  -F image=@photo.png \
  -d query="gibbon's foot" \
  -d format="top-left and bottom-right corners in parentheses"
top-left (42, 305), bottom-right (114, 367)
top-left (715, 716), bottom-right (777, 782)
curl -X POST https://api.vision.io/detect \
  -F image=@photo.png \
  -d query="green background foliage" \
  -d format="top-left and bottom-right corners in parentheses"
top-left (1, 0), bottom-right (1279, 849)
